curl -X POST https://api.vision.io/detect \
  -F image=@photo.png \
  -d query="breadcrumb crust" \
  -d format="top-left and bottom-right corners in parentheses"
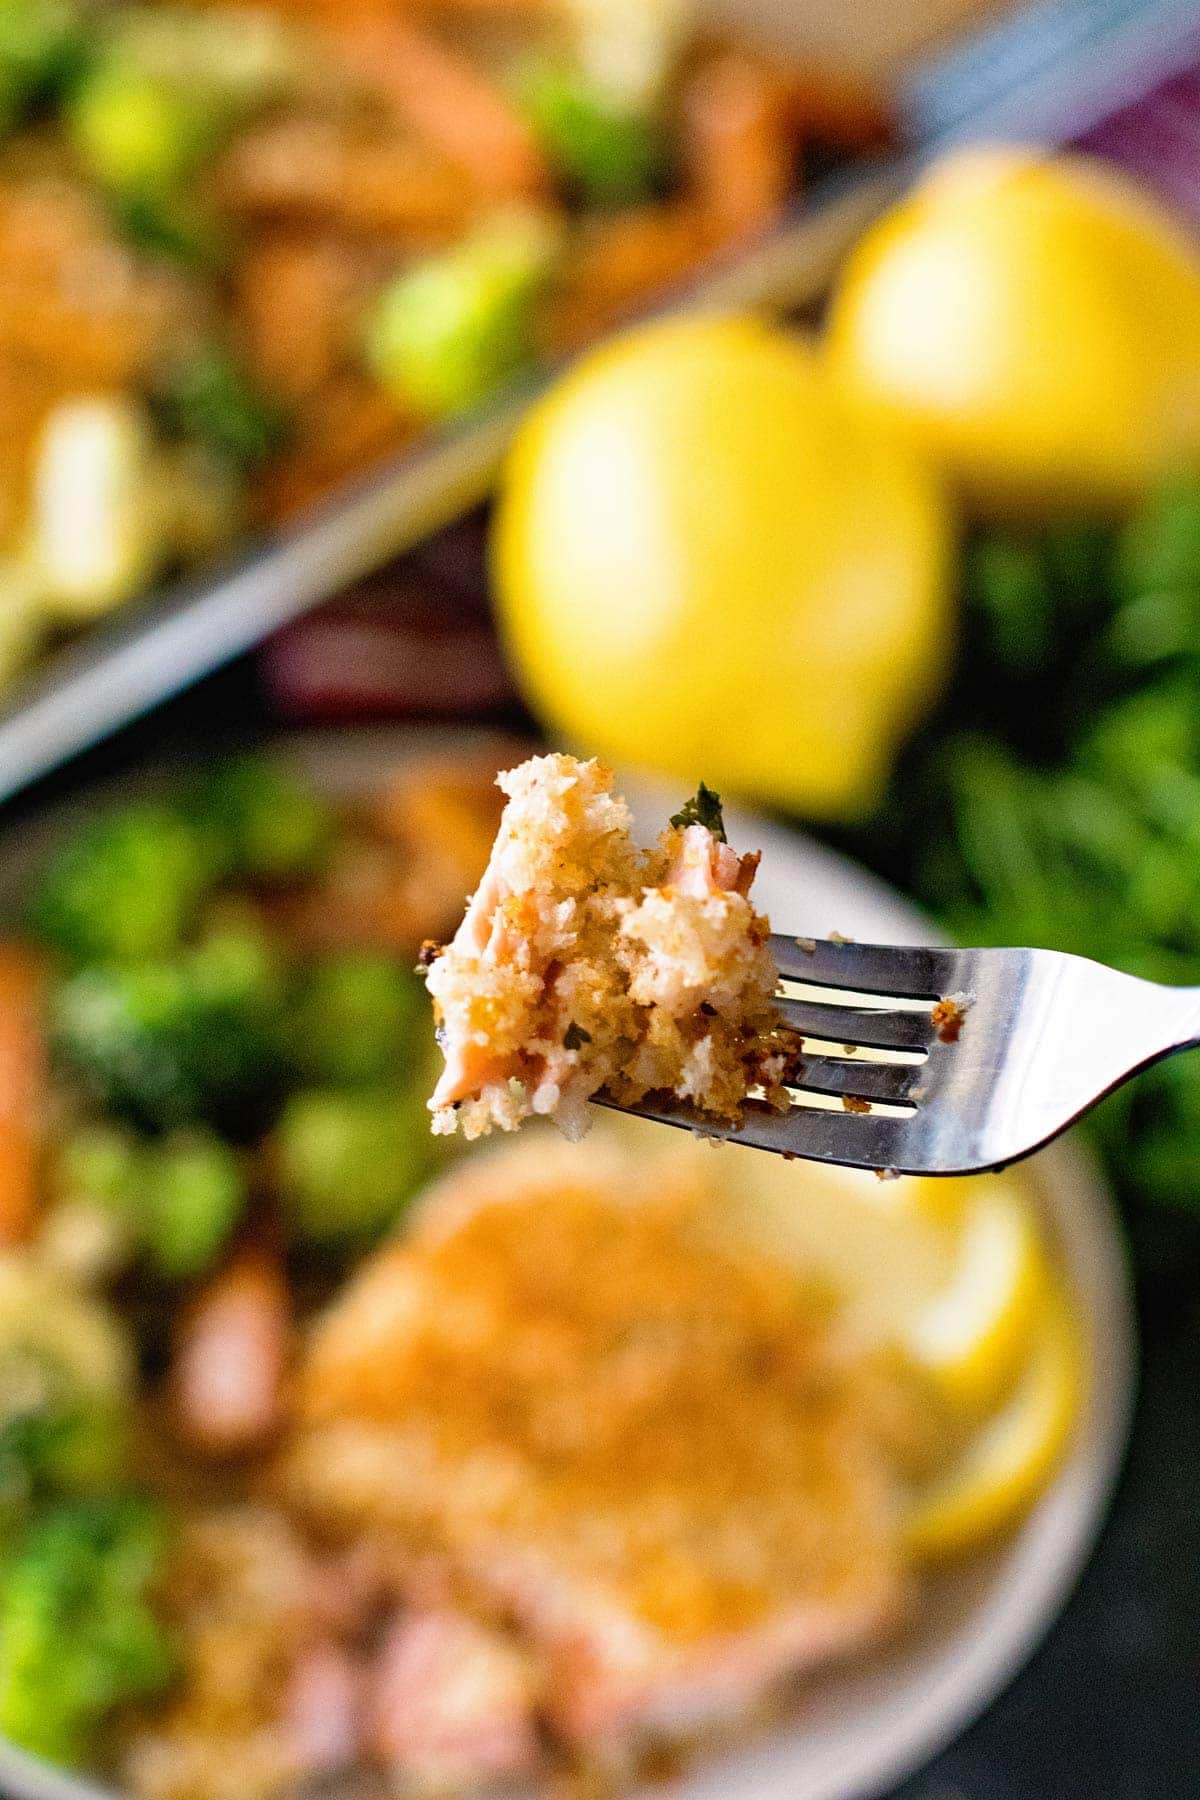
top-left (424, 756), bottom-right (787, 1140)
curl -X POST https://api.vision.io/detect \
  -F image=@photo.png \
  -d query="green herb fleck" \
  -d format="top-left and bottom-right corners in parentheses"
top-left (670, 783), bottom-right (726, 842)
top-left (563, 1022), bottom-right (591, 1051)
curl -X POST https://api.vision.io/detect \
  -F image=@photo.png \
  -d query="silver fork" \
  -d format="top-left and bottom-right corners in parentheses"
top-left (607, 935), bottom-right (1200, 1176)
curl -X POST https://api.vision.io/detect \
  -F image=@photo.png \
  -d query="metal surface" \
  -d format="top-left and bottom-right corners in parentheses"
top-left (609, 934), bottom-right (1200, 1175)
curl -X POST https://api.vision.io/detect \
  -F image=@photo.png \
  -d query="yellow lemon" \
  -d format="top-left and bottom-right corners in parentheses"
top-left (900, 1173), bottom-right (1049, 1415)
top-left (826, 146), bottom-right (1200, 514)
top-left (906, 1274), bottom-right (1084, 1560)
top-left (492, 314), bottom-right (953, 819)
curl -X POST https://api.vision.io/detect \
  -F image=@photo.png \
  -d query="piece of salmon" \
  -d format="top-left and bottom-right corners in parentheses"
top-left (277, 1147), bottom-right (911, 1760)
top-left (367, 1606), bottom-right (542, 1787)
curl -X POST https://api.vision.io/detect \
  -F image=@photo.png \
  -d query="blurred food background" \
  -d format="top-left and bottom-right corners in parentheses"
top-left (0, 0), bottom-right (1192, 1797)
top-left (0, 0), bottom-right (892, 698)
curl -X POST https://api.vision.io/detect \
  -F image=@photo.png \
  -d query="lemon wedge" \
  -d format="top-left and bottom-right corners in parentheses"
top-left (902, 1175), bottom-right (1049, 1416)
top-left (906, 1278), bottom-right (1083, 1561)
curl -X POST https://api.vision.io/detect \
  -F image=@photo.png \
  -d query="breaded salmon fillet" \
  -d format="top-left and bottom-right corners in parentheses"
top-left (276, 1142), bottom-right (912, 1760)
top-left (423, 754), bottom-right (790, 1140)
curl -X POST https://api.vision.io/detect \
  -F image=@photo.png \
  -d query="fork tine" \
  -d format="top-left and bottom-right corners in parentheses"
top-left (777, 994), bottom-right (935, 1052)
top-left (788, 1055), bottom-right (925, 1105)
top-left (771, 935), bottom-right (960, 998)
top-left (609, 1095), bottom-right (915, 1172)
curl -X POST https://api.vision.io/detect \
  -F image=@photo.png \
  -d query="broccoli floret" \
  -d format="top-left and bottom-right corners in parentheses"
top-left (0, 1495), bottom-right (175, 1766)
top-left (0, 0), bottom-right (85, 130)
top-left (68, 55), bottom-right (221, 195)
top-left (0, 1362), bottom-right (125, 1531)
top-left (515, 56), bottom-right (667, 206)
top-left (53, 1124), bottom-right (142, 1222)
top-left (286, 952), bottom-right (426, 1090)
top-left (366, 210), bottom-right (561, 422)
top-left (276, 1086), bottom-right (435, 1244)
top-left (0, 1261), bottom-right (133, 1531)
top-left (157, 346), bottom-right (286, 475)
top-left (46, 1124), bottom-right (144, 1283)
top-left (110, 183), bottom-right (225, 269)
top-left (30, 803), bottom-right (211, 967)
top-left (140, 1130), bottom-right (245, 1279)
top-left (182, 754), bottom-right (334, 886)
top-left (52, 927), bottom-right (286, 1136)
top-left (51, 1123), bottom-right (245, 1280)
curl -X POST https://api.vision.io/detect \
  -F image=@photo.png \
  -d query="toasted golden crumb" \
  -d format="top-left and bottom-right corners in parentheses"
top-left (423, 755), bottom-right (787, 1140)
top-left (931, 994), bottom-right (969, 1044)
top-left (277, 1138), bottom-right (916, 1750)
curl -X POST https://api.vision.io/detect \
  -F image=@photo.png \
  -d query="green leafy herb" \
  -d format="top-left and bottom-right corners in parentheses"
top-left (862, 471), bottom-right (1200, 1213)
top-left (157, 349), bottom-right (286, 474)
top-left (670, 782), bottom-right (726, 841)
top-left (563, 1021), bottom-right (591, 1050)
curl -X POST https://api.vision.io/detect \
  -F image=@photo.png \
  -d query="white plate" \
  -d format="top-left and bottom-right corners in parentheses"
top-left (0, 731), bottom-right (1135, 1800)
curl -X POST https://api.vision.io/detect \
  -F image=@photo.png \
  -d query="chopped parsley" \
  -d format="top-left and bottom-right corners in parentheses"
top-left (670, 782), bottom-right (726, 842)
top-left (563, 1022), bottom-right (591, 1051)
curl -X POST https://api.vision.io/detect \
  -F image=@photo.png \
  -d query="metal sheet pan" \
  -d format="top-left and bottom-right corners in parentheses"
top-left (0, 0), bottom-right (1192, 806)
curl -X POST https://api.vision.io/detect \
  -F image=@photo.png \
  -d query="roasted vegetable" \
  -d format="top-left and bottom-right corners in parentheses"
top-left (0, 1257), bottom-right (133, 1527)
top-left (275, 1086), bottom-right (434, 1243)
top-left (30, 802), bottom-right (210, 967)
top-left (51, 927), bottom-right (286, 1135)
top-left (30, 398), bottom-right (173, 624)
top-left (367, 210), bottom-right (561, 421)
top-left (68, 57), bottom-right (219, 195)
top-left (0, 1495), bottom-right (175, 1765)
top-left (182, 754), bottom-right (333, 886)
top-left (286, 951), bottom-right (426, 1089)
top-left (515, 57), bottom-right (666, 206)
top-left (141, 1130), bottom-right (246, 1280)
top-left (0, 0), bottom-right (85, 130)
top-left (157, 346), bottom-right (286, 475)
top-left (51, 1122), bottom-right (245, 1281)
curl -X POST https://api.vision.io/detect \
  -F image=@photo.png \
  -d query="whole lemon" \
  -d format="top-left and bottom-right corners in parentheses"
top-left (826, 146), bottom-right (1200, 514)
top-left (492, 315), bottom-right (953, 818)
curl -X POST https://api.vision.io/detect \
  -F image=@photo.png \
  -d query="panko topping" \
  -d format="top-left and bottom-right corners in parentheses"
top-left (422, 755), bottom-right (789, 1140)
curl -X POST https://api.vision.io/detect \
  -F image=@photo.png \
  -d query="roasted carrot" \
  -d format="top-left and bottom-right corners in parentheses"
top-left (781, 63), bottom-right (893, 151)
top-left (542, 205), bottom-right (717, 356)
top-left (171, 1249), bottom-right (293, 1458)
top-left (255, 377), bottom-right (409, 525)
top-left (327, 14), bottom-right (550, 199)
top-left (218, 119), bottom-right (477, 244)
top-left (235, 236), bottom-right (371, 405)
top-left (681, 49), bottom-right (797, 243)
top-left (0, 945), bottom-right (46, 1246)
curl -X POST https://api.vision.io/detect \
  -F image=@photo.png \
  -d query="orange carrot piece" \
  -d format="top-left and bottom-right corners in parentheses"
top-left (328, 14), bottom-right (550, 198)
top-left (682, 49), bottom-right (796, 243)
top-left (218, 119), bottom-right (476, 243)
top-left (542, 205), bottom-right (717, 356)
top-left (254, 376), bottom-right (410, 525)
top-left (171, 1250), bottom-right (293, 1458)
top-left (781, 63), bottom-right (893, 151)
top-left (0, 945), bottom-right (45, 1246)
